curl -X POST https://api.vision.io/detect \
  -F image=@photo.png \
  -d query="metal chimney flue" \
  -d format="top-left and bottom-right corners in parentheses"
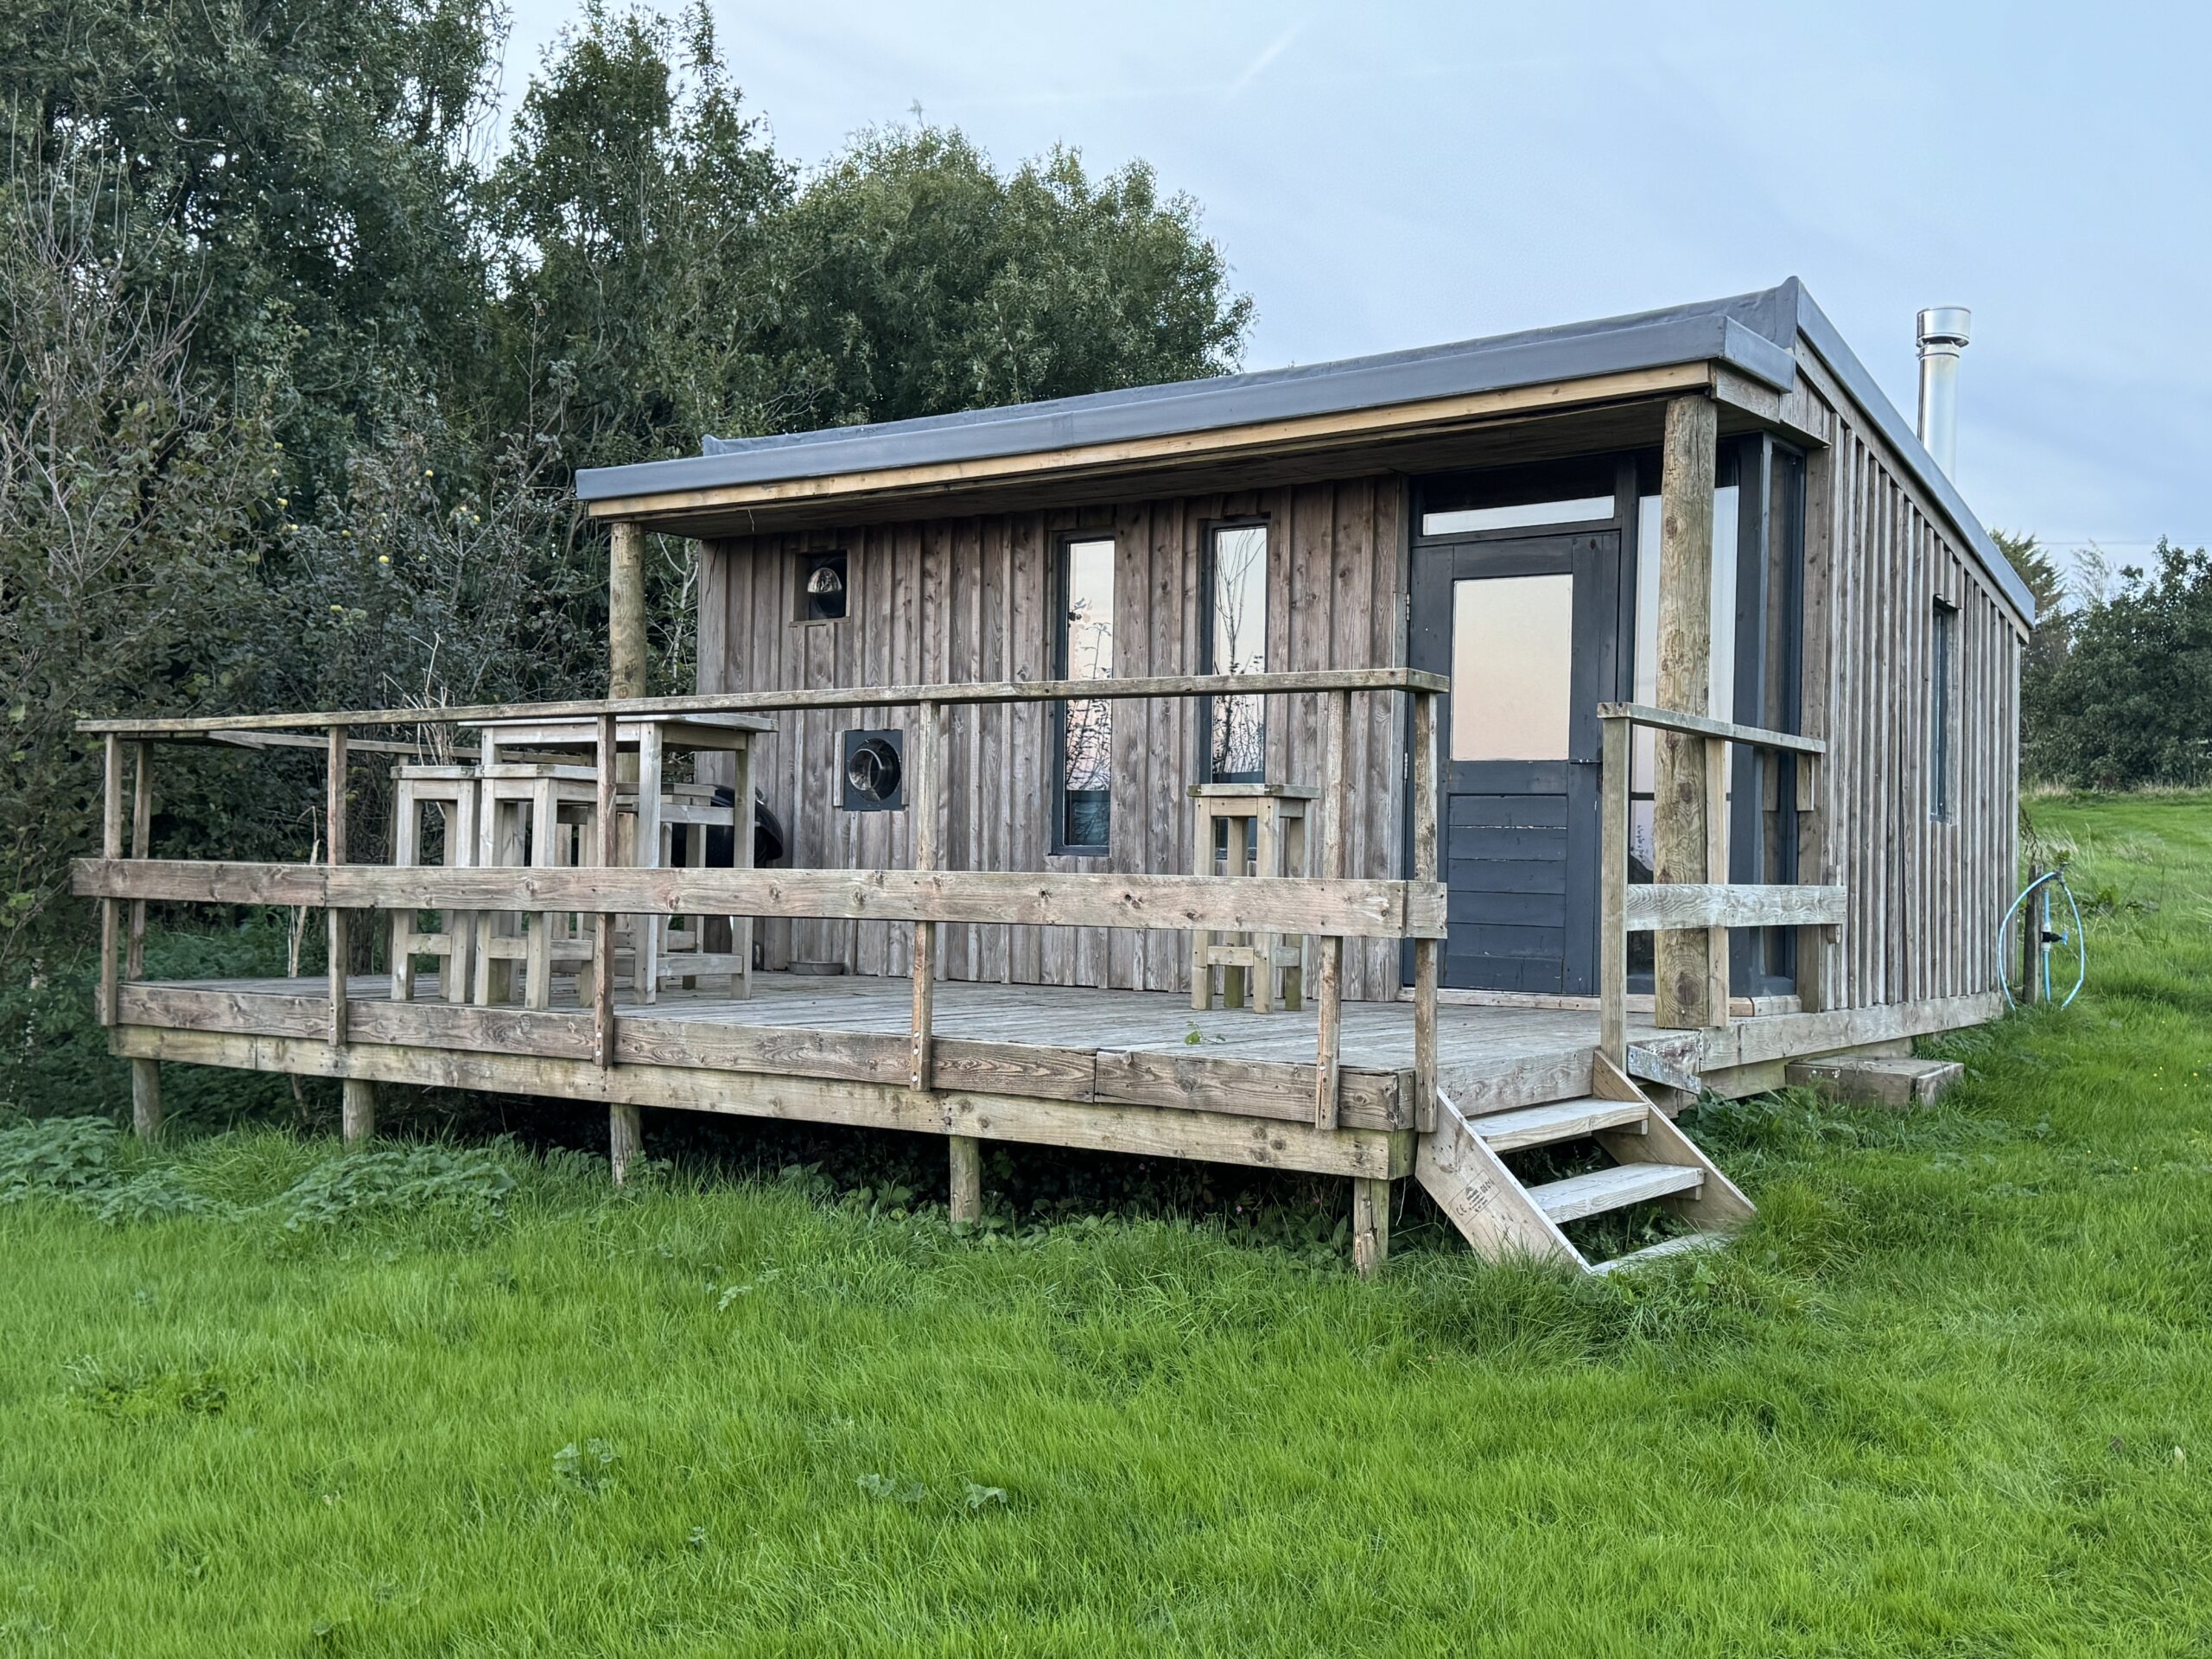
top-left (1916, 305), bottom-right (1972, 479)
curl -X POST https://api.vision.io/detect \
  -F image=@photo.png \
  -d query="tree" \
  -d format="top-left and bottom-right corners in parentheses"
top-left (755, 126), bottom-right (1252, 434)
top-left (0, 159), bottom-right (276, 970)
top-left (2024, 540), bottom-right (2212, 788)
top-left (2, 0), bottom-right (504, 504)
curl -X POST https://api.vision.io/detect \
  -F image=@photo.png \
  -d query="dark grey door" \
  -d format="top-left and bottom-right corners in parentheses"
top-left (1409, 531), bottom-right (1621, 994)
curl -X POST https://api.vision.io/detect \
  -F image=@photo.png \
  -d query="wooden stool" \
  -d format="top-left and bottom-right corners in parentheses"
top-left (1189, 783), bottom-right (1313, 1013)
top-left (389, 766), bottom-right (479, 1003)
top-left (464, 712), bottom-right (764, 1004)
top-left (474, 764), bottom-right (606, 1008)
top-left (652, 783), bottom-right (752, 995)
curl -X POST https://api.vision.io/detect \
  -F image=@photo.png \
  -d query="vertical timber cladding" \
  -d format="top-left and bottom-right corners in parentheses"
top-left (696, 477), bottom-right (1411, 1000)
top-left (1785, 345), bottom-right (2026, 1013)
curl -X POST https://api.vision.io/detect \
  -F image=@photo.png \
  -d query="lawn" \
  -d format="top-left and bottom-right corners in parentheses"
top-left (3, 791), bottom-right (2210, 1656)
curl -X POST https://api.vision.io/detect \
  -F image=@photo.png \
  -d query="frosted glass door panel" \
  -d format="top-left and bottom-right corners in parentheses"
top-left (1450, 575), bottom-right (1574, 762)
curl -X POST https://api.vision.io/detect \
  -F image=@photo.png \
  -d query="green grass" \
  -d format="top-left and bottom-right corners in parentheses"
top-left (4, 792), bottom-right (2212, 1656)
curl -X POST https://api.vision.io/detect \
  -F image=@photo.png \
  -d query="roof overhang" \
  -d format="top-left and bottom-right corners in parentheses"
top-left (574, 280), bottom-right (2033, 626)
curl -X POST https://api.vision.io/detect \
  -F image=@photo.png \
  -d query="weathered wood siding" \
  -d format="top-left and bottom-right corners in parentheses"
top-left (697, 479), bottom-right (1412, 1000)
top-left (1787, 344), bottom-right (2025, 1012)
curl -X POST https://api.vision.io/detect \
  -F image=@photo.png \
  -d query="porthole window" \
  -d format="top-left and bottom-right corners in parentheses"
top-left (800, 550), bottom-right (848, 621)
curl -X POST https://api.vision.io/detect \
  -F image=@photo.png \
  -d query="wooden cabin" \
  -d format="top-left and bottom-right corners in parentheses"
top-left (75, 279), bottom-right (2031, 1273)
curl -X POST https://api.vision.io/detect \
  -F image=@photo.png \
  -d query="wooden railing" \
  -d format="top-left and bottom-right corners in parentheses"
top-left (76, 670), bottom-right (1447, 1136)
top-left (1596, 702), bottom-right (1845, 1068)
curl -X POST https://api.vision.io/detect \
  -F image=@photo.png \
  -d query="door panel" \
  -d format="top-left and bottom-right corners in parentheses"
top-left (1411, 531), bottom-right (1620, 995)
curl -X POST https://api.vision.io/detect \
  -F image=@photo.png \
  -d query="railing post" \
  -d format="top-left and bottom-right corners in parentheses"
top-left (326, 725), bottom-right (348, 1050)
top-left (98, 735), bottom-right (122, 1027)
top-left (1703, 731), bottom-right (1730, 1029)
top-left (911, 702), bottom-right (944, 1095)
top-left (1795, 751), bottom-right (1831, 1011)
top-left (1410, 688), bottom-right (1440, 1134)
top-left (127, 741), bottom-right (153, 979)
top-left (1313, 689), bottom-right (1349, 1132)
top-left (594, 713), bottom-right (619, 1069)
top-left (1653, 391), bottom-right (1721, 1029)
top-left (1599, 712), bottom-right (1630, 1067)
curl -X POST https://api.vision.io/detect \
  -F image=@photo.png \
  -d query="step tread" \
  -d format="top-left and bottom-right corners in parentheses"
top-left (1529, 1160), bottom-right (1703, 1224)
top-left (1474, 1096), bottom-right (1648, 1153)
top-left (1587, 1230), bottom-right (1732, 1274)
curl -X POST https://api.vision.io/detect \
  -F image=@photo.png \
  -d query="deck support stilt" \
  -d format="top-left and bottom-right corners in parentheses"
top-left (130, 1057), bottom-right (162, 1142)
top-left (1351, 1176), bottom-right (1389, 1278)
top-left (948, 1134), bottom-right (982, 1224)
top-left (609, 1103), bottom-right (643, 1185)
top-left (341, 1077), bottom-right (376, 1144)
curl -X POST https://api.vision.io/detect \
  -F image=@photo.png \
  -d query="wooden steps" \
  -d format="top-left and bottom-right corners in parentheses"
top-left (1474, 1096), bottom-right (1647, 1152)
top-left (1587, 1230), bottom-right (1730, 1275)
top-left (1528, 1161), bottom-right (1703, 1223)
top-left (1414, 1049), bottom-right (1754, 1273)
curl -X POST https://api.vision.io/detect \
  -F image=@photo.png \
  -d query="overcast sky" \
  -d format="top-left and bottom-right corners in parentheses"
top-left (502, 0), bottom-right (2209, 567)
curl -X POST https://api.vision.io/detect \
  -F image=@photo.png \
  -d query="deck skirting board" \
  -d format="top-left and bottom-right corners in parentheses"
top-left (1697, 992), bottom-right (2002, 1071)
top-left (108, 1024), bottom-right (1412, 1180)
top-left (114, 983), bottom-right (1413, 1131)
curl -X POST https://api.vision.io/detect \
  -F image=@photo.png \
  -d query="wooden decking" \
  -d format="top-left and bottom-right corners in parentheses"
top-left (118, 969), bottom-right (1695, 1128)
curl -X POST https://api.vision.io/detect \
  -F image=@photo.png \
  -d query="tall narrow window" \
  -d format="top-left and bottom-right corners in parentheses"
top-left (1206, 523), bottom-right (1268, 780)
top-left (1054, 536), bottom-right (1116, 853)
top-left (1931, 601), bottom-right (1956, 822)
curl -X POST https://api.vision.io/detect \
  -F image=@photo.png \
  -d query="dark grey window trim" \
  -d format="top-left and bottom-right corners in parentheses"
top-left (1198, 515), bottom-right (1272, 786)
top-left (1050, 529), bottom-right (1117, 857)
top-left (1930, 597), bottom-right (1960, 823)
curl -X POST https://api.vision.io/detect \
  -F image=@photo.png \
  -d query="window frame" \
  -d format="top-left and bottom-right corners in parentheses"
top-left (1930, 597), bottom-right (1959, 823)
top-left (795, 548), bottom-right (849, 624)
top-left (1198, 516), bottom-right (1272, 785)
top-left (1050, 530), bottom-right (1117, 857)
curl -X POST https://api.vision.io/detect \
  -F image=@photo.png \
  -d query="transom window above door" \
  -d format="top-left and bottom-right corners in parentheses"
top-left (1417, 456), bottom-right (1620, 539)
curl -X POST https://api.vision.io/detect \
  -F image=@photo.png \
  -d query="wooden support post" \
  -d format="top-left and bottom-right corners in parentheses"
top-left (609, 1102), bottom-right (642, 1185)
top-left (341, 1077), bottom-right (376, 1145)
top-left (127, 741), bottom-right (153, 979)
top-left (1313, 690), bottom-right (1349, 1131)
top-left (909, 702), bottom-right (944, 1093)
top-left (1652, 393), bottom-right (1719, 1029)
top-left (948, 1133), bottom-right (982, 1226)
top-left (130, 1057), bottom-right (162, 1142)
top-left (1410, 690), bottom-right (1440, 1134)
top-left (609, 522), bottom-right (648, 701)
top-left (1599, 712), bottom-right (1630, 1067)
top-left (593, 713), bottom-right (618, 1070)
top-left (1351, 1176), bottom-right (1389, 1278)
top-left (326, 726), bottom-right (348, 1048)
top-left (99, 735), bottom-right (122, 1027)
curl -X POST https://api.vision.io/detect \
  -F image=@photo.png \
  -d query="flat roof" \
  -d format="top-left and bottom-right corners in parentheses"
top-left (575, 278), bottom-right (2032, 622)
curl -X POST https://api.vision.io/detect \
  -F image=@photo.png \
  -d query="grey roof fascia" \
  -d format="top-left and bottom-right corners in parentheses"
top-left (1789, 285), bottom-right (2036, 625)
top-left (574, 287), bottom-right (1801, 505)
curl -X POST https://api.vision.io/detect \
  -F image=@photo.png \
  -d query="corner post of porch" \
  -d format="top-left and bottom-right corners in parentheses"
top-left (609, 520), bottom-right (648, 705)
top-left (1652, 392), bottom-right (1725, 1030)
top-left (607, 521), bottom-right (646, 1178)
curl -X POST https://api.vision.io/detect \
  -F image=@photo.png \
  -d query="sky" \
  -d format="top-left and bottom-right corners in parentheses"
top-left (498, 0), bottom-right (2211, 570)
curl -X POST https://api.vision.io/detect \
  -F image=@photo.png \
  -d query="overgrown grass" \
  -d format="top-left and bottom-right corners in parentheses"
top-left (3, 792), bottom-right (2210, 1655)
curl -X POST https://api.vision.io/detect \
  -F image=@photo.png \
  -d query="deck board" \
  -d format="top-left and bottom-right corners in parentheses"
top-left (140, 969), bottom-right (1700, 1120)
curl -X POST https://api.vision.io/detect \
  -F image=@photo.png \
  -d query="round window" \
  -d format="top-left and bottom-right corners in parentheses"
top-left (845, 736), bottom-right (901, 803)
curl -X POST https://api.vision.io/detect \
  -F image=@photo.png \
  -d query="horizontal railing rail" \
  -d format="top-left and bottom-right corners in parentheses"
top-left (73, 860), bottom-right (1447, 942)
top-left (1598, 704), bottom-right (1839, 1067)
top-left (77, 669), bottom-right (1449, 740)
